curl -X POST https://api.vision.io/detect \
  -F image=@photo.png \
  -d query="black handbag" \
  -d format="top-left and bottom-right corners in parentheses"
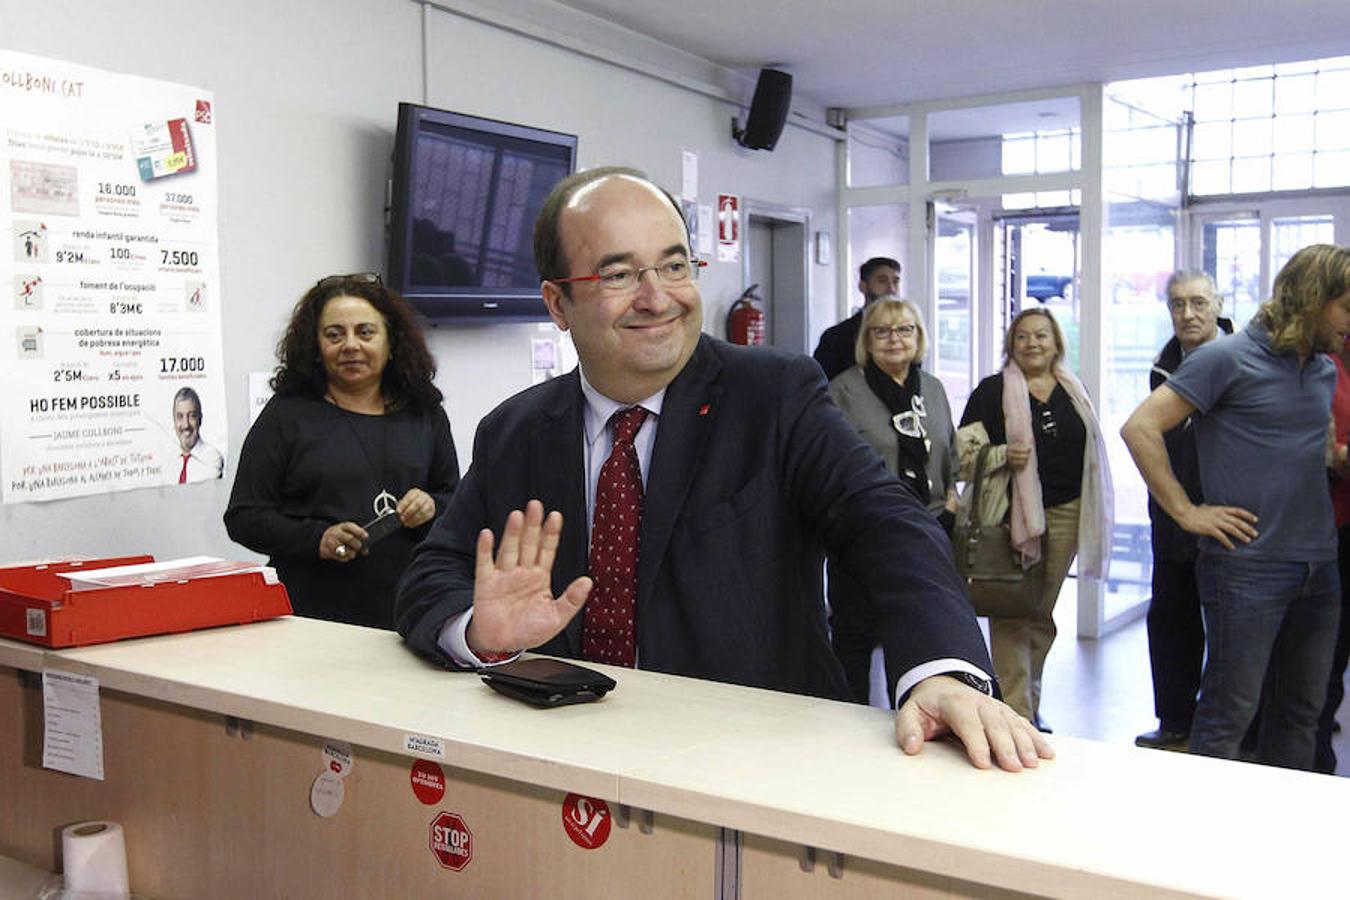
top-left (952, 444), bottom-right (1045, 619)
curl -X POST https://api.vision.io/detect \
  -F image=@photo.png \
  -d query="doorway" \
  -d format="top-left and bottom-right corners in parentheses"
top-left (742, 201), bottom-right (811, 353)
top-left (997, 211), bottom-right (1082, 371)
top-left (927, 203), bottom-right (1082, 415)
top-left (933, 205), bottom-right (977, 413)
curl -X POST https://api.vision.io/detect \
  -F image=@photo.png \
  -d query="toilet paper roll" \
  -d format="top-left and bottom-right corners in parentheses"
top-left (61, 821), bottom-right (129, 898)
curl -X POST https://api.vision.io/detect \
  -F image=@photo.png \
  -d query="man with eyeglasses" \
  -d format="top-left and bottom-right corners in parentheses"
top-left (398, 167), bottom-right (1051, 772)
top-left (812, 256), bottom-right (902, 381)
top-left (1135, 272), bottom-right (1231, 752)
top-left (170, 386), bottom-right (224, 484)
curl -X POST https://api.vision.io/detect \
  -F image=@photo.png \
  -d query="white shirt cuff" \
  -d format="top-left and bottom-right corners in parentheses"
top-left (893, 658), bottom-right (993, 709)
top-left (436, 608), bottom-right (521, 668)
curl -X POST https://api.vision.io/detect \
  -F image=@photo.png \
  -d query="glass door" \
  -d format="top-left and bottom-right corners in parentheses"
top-left (997, 212), bottom-right (1082, 373)
top-left (1196, 212), bottom-right (1261, 328)
top-left (1101, 200), bottom-right (1178, 617)
top-left (933, 206), bottom-right (976, 414)
top-left (1189, 197), bottom-right (1350, 328)
top-left (1272, 213), bottom-right (1337, 271)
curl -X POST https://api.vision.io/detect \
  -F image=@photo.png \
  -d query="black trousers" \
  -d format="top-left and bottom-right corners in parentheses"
top-left (827, 560), bottom-right (887, 707)
top-left (1314, 524), bottom-right (1350, 774)
top-left (1146, 558), bottom-right (1205, 731)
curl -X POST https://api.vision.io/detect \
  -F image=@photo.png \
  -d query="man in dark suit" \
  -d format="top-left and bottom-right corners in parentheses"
top-left (811, 256), bottom-right (901, 381)
top-left (397, 167), bottom-right (1050, 771)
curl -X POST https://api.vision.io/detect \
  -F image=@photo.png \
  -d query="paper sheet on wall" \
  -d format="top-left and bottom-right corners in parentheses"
top-left (248, 371), bottom-right (273, 426)
top-left (696, 205), bottom-right (714, 257)
top-left (42, 669), bottom-right (105, 780)
top-left (0, 50), bottom-right (227, 502)
top-left (680, 150), bottom-right (697, 201)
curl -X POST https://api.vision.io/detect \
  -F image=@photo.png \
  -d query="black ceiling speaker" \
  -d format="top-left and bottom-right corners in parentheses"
top-left (734, 68), bottom-right (793, 151)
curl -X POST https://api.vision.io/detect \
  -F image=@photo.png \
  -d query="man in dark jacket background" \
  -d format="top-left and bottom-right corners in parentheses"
top-left (1136, 270), bottom-right (1232, 750)
top-left (812, 256), bottom-right (901, 381)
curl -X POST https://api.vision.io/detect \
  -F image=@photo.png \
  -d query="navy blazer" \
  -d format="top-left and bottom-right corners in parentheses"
top-left (396, 335), bottom-right (991, 701)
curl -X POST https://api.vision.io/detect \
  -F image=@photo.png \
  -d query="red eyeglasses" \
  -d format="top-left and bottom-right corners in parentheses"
top-left (552, 258), bottom-right (706, 293)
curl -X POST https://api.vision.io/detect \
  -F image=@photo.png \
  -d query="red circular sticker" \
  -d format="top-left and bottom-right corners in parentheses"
top-left (561, 793), bottom-right (612, 850)
top-left (410, 760), bottom-right (445, 805)
top-left (429, 811), bottom-right (472, 871)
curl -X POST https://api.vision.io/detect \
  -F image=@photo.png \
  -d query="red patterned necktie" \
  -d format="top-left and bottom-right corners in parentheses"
top-left (582, 406), bottom-right (648, 667)
top-left (178, 454), bottom-right (190, 484)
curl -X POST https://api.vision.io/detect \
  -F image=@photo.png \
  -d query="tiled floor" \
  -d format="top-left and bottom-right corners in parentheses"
top-left (1039, 593), bottom-right (1159, 745)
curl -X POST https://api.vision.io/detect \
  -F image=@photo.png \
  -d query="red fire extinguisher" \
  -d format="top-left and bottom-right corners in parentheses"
top-left (726, 284), bottom-right (766, 346)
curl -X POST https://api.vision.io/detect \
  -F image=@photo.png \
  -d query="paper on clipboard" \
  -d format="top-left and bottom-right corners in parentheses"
top-left (57, 556), bottom-right (275, 591)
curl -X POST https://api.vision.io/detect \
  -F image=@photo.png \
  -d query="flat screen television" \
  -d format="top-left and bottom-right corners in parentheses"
top-left (388, 103), bottom-right (577, 323)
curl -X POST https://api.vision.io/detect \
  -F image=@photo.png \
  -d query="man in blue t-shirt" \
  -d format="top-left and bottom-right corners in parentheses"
top-left (1122, 244), bottom-right (1350, 770)
top-left (1134, 271), bottom-right (1232, 752)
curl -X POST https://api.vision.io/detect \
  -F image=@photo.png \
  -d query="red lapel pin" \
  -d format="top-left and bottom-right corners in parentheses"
top-left (697, 403), bottom-right (710, 417)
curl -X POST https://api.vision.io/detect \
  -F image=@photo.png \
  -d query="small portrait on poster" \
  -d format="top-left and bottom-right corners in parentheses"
top-left (14, 275), bottom-right (43, 310)
top-left (13, 221), bottom-right (48, 262)
top-left (170, 386), bottom-right (224, 484)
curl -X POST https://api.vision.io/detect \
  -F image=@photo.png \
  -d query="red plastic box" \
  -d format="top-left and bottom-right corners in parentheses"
top-left (0, 556), bottom-right (292, 648)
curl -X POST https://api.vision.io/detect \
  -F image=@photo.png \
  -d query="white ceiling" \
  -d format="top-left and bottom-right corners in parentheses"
top-left (554, 0), bottom-right (1350, 110)
top-left (866, 96), bottom-right (1084, 141)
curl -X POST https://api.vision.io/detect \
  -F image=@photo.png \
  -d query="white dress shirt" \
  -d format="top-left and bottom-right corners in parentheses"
top-left (438, 373), bottom-right (662, 667)
top-left (175, 439), bottom-right (224, 483)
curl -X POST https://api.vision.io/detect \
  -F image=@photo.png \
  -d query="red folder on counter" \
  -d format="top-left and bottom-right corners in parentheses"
top-left (0, 555), bottom-right (292, 648)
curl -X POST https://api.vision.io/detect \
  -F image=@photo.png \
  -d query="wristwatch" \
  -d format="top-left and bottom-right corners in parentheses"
top-left (945, 671), bottom-right (995, 696)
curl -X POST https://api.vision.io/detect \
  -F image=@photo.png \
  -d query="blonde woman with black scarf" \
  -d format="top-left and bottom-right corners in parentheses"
top-left (827, 295), bottom-right (958, 705)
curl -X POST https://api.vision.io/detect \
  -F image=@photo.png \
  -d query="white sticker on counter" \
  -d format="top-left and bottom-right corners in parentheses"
top-left (403, 733), bottom-right (445, 759)
top-left (41, 669), bottom-right (104, 780)
top-left (309, 771), bottom-right (345, 818)
top-left (322, 739), bottom-right (353, 778)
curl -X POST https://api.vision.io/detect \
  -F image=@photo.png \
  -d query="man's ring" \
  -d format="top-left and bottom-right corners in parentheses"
top-left (336, 544), bottom-right (348, 558)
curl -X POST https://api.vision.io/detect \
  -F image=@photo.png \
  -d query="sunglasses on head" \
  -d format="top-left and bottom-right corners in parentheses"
top-left (315, 273), bottom-right (383, 289)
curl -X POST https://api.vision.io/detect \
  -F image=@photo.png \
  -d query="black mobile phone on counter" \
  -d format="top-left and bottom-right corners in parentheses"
top-left (480, 658), bottom-right (617, 708)
top-left (361, 511), bottom-right (402, 547)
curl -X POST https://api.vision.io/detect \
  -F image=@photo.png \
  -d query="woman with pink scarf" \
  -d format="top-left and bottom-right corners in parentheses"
top-left (957, 308), bottom-right (1113, 728)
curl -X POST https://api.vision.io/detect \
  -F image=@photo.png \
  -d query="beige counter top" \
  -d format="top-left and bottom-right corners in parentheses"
top-left (3, 616), bottom-right (1343, 898)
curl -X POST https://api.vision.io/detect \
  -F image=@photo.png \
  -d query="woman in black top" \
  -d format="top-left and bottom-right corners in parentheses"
top-left (958, 308), bottom-right (1112, 727)
top-left (225, 274), bottom-right (459, 629)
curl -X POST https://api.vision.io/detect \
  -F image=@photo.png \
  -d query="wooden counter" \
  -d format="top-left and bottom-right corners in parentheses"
top-left (0, 617), bottom-right (1344, 898)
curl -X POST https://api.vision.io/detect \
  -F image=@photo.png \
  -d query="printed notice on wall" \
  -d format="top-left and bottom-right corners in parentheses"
top-left (0, 50), bottom-right (227, 503)
top-left (42, 669), bottom-right (105, 780)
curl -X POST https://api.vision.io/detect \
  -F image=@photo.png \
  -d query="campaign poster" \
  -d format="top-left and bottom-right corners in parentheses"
top-left (0, 51), bottom-right (226, 502)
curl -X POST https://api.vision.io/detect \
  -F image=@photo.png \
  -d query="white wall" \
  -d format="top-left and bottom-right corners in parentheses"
top-left (930, 136), bottom-right (1003, 182)
top-left (846, 128), bottom-right (908, 187)
top-left (0, 0), bottom-right (840, 563)
top-left (846, 207), bottom-right (911, 309)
